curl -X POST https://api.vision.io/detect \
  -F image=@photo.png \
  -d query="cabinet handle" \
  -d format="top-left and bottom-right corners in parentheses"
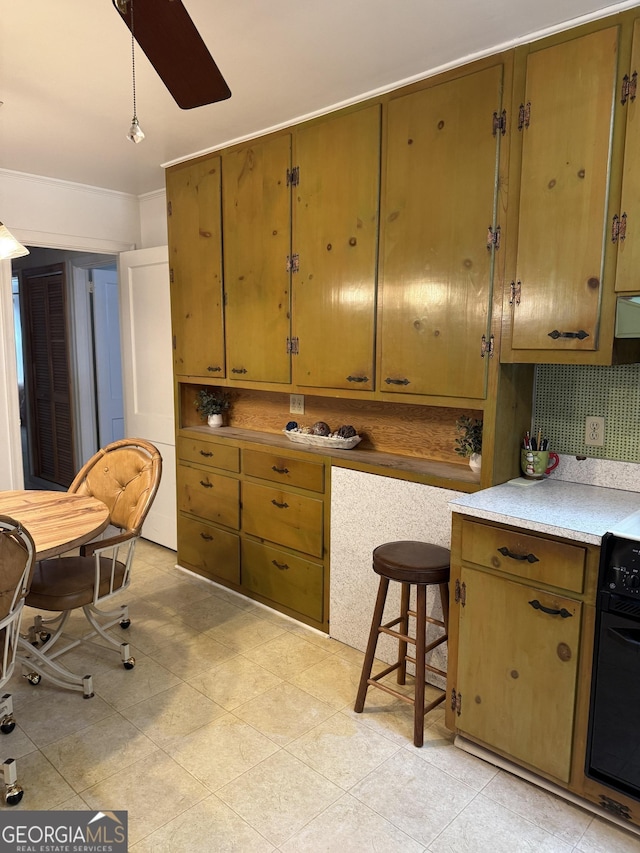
top-left (231, 367), bottom-right (248, 374)
top-left (271, 465), bottom-right (289, 474)
top-left (384, 377), bottom-right (410, 386)
top-left (199, 480), bottom-right (213, 489)
top-left (199, 450), bottom-right (214, 458)
top-left (200, 532), bottom-right (214, 541)
top-left (207, 366), bottom-right (222, 373)
top-left (271, 499), bottom-right (289, 509)
top-left (271, 559), bottom-right (290, 571)
top-left (547, 329), bottom-right (589, 340)
top-left (497, 546), bottom-right (539, 564)
top-left (346, 375), bottom-right (369, 383)
top-left (528, 599), bottom-right (573, 619)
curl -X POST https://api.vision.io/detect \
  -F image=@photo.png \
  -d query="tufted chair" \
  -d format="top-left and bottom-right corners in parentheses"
top-left (21, 439), bottom-right (162, 696)
top-left (0, 515), bottom-right (36, 805)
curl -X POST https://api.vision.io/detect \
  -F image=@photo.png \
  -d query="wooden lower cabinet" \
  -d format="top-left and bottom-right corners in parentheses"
top-left (176, 430), bottom-right (329, 631)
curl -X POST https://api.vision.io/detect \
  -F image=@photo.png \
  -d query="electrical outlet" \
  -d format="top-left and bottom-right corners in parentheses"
top-left (585, 416), bottom-right (605, 447)
top-left (290, 394), bottom-right (305, 415)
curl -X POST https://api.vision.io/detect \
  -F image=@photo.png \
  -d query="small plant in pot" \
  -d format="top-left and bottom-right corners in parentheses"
top-left (194, 389), bottom-right (231, 428)
top-left (454, 415), bottom-right (483, 472)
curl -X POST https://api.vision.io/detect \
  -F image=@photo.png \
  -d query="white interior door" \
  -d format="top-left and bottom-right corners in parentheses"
top-left (92, 267), bottom-right (124, 445)
top-left (118, 246), bottom-right (176, 550)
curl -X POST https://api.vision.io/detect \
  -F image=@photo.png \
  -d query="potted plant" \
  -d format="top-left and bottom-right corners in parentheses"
top-left (454, 415), bottom-right (483, 472)
top-left (194, 388), bottom-right (231, 428)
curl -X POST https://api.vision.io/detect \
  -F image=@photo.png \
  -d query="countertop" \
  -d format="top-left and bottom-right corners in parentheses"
top-left (449, 478), bottom-right (640, 544)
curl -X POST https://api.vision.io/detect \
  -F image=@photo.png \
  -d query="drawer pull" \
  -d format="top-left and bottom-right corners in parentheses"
top-left (199, 480), bottom-right (213, 489)
top-left (497, 546), bottom-right (539, 564)
top-left (199, 450), bottom-right (214, 458)
top-left (528, 599), bottom-right (573, 619)
top-left (346, 375), bottom-right (369, 383)
top-left (200, 532), bottom-right (214, 541)
top-left (271, 559), bottom-right (289, 571)
top-left (271, 499), bottom-right (289, 509)
top-left (271, 466), bottom-right (289, 474)
top-left (384, 377), bottom-right (410, 386)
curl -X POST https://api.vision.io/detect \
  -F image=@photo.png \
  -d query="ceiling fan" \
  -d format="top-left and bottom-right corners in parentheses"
top-left (112, 0), bottom-right (231, 109)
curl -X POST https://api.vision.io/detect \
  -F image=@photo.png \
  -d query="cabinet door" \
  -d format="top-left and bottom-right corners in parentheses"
top-left (456, 568), bottom-right (581, 782)
top-left (222, 135), bottom-right (292, 383)
top-left (379, 64), bottom-right (503, 399)
top-left (510, 27), bottom-right (618, 351)
top-left (615, 18), bottom-right (640, 293)
top-left (166, 156), bottom-right (225, 377)
top-left (292, 106), bottom-right (380, 390)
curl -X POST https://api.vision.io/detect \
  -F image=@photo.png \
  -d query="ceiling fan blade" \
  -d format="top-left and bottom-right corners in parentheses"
top-left (113, 0), bottom-right (231, 109)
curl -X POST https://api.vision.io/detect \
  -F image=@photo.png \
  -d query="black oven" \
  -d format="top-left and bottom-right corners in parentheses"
top-left (586, 532), bottom-right (640, 802)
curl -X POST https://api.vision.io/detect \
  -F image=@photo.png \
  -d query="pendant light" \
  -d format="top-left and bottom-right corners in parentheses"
top-left (0, 223), bottom-right (29, 260)
top-left (126, 0), bottom-right (144, 143)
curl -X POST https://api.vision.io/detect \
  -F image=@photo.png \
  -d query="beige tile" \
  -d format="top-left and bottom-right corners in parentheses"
top-left (173, 596), bottom-right (245, 632)
top-left (429, 793), bottom-right (576, 852)
top-left (116, 617), bottom-right (201, 657)
top-left (92, 652), bottom-right (182, 710)
top-left (146, 580), bottom-right (216, 614)
top-left (409, 720), bottom-right (498, 791)
top-left (1, 750), bottom-right (76, 810)
top-left (0, 724), bottom-right (37, 760)
top-left (243, 632), bottom-right (332, 679)
top-left (41, 715), bottom-right (158, 793)
top-left (342, 692), bottom-right (419, 747)
top-left (13, 689), bottom-right (115, 747)
top-left (164, 713), bottom-right (279, 791)
top-left (120, 682), bottom-right (226, 748)
top-left (82, 750), bottom-right (209, 846)
top-left (130, 794), bottom-right (275, 852)
top-left (204, 610), bottom-right (287, 652)
top-left (148, 633), bottom-right (237, 680)
top-left (234, 682), bottom-right (336, 746)
top-left (281, 792), bottom-right (423, 852)
top-left (350, 749), bottom-right (475, 847)
top-left (217, 750), bottom-right (342, 847)
top-left (290, 653), bottom-right (365, 710)
top-left (286, 711), bottom-right (399, 789)
top-left (484, 770), bottom-right (593, 845)
top-left (186, 655), bottom-right (282, 711)
top-left (576, 816), bottom-right (640, 853)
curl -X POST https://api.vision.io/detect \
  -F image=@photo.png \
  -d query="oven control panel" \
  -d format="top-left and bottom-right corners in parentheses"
top-left (604, 536), bottom-right (640, 596)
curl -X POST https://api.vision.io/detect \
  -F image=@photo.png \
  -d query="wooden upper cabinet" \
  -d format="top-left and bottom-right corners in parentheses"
top-left (166, 156), bottom-right (225, 377)
top-left (615, 18), bottom-right (640, 294)
top-left (378, 64), bottom-right (504, 400)
top-left (222, 135), bottom-right (292, 384)
top-left (292, 106), bottom-right (380, 391)
top-left (507, 27), bottom-right (619, 354)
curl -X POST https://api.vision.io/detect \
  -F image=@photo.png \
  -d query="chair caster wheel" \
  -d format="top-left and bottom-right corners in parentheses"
top-left (5, 784), bottom-right (23, 806)
top-left (0, 716), bottom-right (16, 735)
top-left (25, 672), bottom-right (41, 686)
top-left (120, 619), bottom-right (131, 630)
top-left (123, 658), bottom-right (135, 670)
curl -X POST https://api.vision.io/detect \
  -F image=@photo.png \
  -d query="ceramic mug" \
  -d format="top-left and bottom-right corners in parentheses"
top-left (520, 449), bottom-right (560, 480)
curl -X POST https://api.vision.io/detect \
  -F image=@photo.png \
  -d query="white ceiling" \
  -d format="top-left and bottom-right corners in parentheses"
top-left (1, 0), bottom-right (636, 196)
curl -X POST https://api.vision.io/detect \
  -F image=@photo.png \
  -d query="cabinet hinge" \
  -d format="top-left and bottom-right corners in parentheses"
top-left (612, 212), bottom-right (628, 244)
top-left (286, 166), bottom-right (300, 187)
top-left (492, 109), bottom-right (506, 136)
top-left (509, 280), bottom-right (521, 306)
top-left (621, 71), bottom-right (638, 106)
top-left (286, 336), bottom-right (299, 355)
top-left (454, 578), bottom-right (466, 606)
top-left (480, 333), bottom-right (495, 358)
top-left (450, 689), bottom-right (462, 716)
top-left (286, 254), bottom-right (300, 273)
top-left (486, 225), bottom-right (501, 251)
top-left (169, 268), bottom-right (174, 284)
top-left (517, 101), bottom-right (531, 131)
top-left (167, 201), bottom-right (173, 216)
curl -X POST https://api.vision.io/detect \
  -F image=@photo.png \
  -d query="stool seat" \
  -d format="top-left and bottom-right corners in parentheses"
top-left (373, 541), bottom-right (450, 585)
top-left (355, 539), bottom-right (451, 747)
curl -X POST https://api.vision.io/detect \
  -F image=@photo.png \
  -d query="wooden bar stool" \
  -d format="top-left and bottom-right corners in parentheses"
top-left (354, 540), bottom-right (450, 747)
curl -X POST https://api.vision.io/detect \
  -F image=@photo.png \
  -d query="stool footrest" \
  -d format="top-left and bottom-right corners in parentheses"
top-left (366, 676), bottom-right (447, 715)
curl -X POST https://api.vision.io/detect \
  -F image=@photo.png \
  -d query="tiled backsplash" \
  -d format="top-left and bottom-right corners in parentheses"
top-left (533, 364), bottom-right (640, 463)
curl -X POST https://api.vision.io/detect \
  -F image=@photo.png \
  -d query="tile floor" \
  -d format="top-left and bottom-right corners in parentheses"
top-left (2, 539), bottom-right (640, 852)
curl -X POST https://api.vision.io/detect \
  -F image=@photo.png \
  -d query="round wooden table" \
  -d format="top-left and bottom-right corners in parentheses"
top-left (0, 490), bottom-right (110, 559)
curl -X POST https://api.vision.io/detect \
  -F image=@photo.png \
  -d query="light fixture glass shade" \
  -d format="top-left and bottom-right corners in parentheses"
top-left (0, 223), bottom-right (29, 260)
top-left (126, 117), bottom-right (145, 144)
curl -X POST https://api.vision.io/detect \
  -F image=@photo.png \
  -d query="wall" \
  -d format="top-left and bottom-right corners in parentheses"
top-left (533, 364), bottom-right (640, 462)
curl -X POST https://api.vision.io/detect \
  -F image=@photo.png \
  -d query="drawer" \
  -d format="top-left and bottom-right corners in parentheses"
top-left (242, 481), bottom-right (324, 557)
top-left (242, 538), bottom-right (324, 622)
top-left (460, 520), bottom-right (586, 594)
top-left (177, 436), bottom-right (240, 472)
top-left (243, 448), bottom-right (324, 492)
top-left (178, 464), bottom-right (240, 529)
top-left (178, 517), bottom-right (240, 584)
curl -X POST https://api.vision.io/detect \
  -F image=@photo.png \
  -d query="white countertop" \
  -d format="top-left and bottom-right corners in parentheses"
top-left (450, 478), bottom-right (640, 544)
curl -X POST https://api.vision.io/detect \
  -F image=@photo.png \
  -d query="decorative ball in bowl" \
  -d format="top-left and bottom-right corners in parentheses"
top-left (284, 422), bottom-right (361, 449)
